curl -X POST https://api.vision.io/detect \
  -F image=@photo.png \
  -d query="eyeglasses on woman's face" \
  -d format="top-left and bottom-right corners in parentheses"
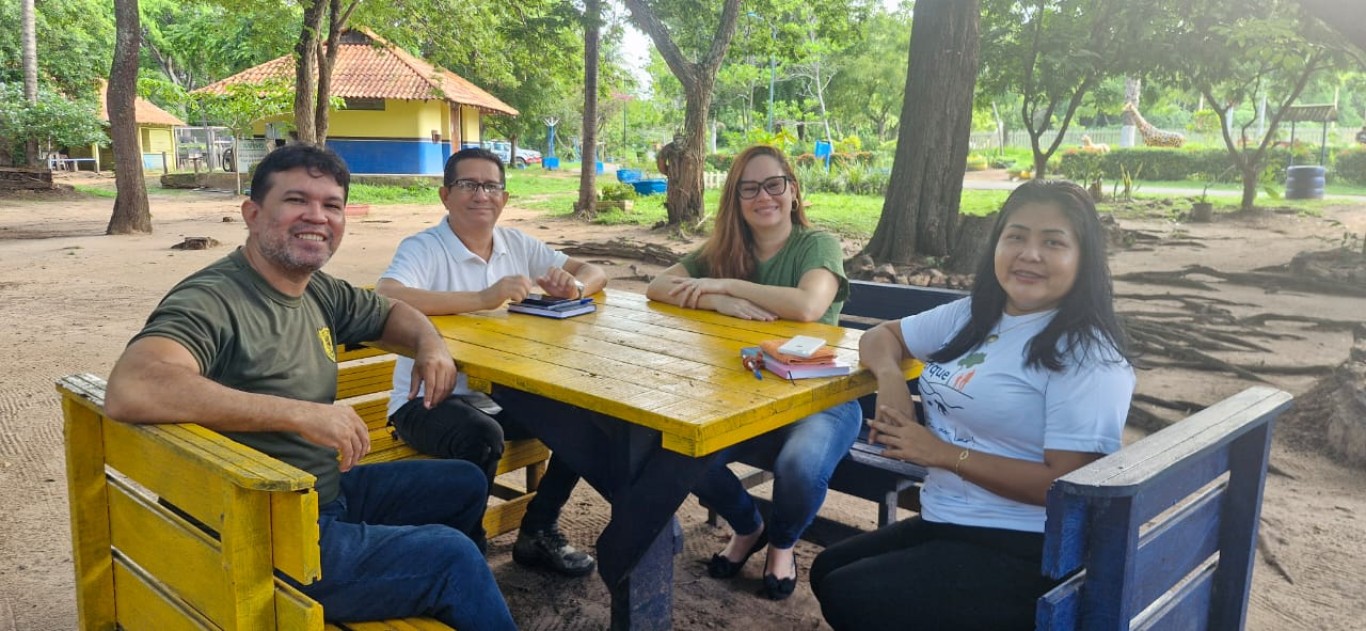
top-left (736, 175), bottom-right (792, 200)
top-left (447, 179), bottom-right (506, 195)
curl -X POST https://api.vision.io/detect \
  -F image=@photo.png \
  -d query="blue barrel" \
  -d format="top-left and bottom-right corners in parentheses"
top-left (616, 168), bottom-right (642, 183)
top-left (1284, 165), bottom-right (1326, 200)
top-left (542, 157), bottom-right (560, 170)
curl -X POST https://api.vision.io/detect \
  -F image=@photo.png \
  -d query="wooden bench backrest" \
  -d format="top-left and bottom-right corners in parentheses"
top-left (60, 373), bottom-right (326, 631)
top-left (839, 280), bottom-right (966, 329)
top-left (335, 342), bottom-right (551, 538)
top-left (1036, 386), bottom-right (1292, 631)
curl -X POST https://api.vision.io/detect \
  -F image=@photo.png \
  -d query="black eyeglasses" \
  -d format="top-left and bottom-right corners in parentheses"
top-left (448, 179), bottom-right (506, 195)
top-left (736, 176), bottom-right (792, 200)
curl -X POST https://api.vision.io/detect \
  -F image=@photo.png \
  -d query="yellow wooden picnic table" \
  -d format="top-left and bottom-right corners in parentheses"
top-left (409, 289), bottom-right (920, 630)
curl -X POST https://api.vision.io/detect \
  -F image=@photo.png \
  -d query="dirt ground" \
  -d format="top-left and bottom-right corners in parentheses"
top-left (1, 171), bottom-right (1363, 630)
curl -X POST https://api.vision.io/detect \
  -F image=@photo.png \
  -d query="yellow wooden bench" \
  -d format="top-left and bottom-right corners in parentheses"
top-left (60, 344), bottom-right (550, 630)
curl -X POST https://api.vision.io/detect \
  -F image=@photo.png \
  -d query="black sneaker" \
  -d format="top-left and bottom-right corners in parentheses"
top-left (512, 526), bottom-right (596, 577)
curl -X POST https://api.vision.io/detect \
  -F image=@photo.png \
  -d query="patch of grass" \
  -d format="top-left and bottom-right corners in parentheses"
top-left (347, 183), bottom-right (439, 205)
top-left (71, 184), bottom-right (118, 199)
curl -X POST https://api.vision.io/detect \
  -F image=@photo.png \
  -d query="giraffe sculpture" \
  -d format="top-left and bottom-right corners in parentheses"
top-left (1122, 102), bottom-right (1186, 148)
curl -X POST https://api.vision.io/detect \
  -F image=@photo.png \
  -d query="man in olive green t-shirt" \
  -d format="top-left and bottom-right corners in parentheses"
top-left (104, 145), bottom-right (515, 629)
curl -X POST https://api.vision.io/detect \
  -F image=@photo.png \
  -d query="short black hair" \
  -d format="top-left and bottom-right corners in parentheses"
top-left (249, 144), bottom-right (351, 204)
top-left (443, 147), bottom-right (505, 187)
top-left (931, 179), bottom-right (1129, 372)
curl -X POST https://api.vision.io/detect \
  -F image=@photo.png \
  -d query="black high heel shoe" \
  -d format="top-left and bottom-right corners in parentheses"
top-left (707, 529), bottom-right (769, 578)
top-left (761, 551), bottom-right (797, 601)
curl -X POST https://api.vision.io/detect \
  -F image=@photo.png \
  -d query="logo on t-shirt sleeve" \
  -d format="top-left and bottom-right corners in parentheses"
top-left (318, 327), bottom-right (336, 362)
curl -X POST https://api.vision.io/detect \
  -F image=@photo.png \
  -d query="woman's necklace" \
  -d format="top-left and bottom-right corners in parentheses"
top-left (985, 312), bottom-right (1053, 344)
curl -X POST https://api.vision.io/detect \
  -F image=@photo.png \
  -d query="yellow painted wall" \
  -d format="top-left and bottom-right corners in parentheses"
top-left (250, 99), bottom-right (452, 140)
top-left (460, 106), bottom-right (482, 146)
top-left (141, 126), bottom-right (176, 156)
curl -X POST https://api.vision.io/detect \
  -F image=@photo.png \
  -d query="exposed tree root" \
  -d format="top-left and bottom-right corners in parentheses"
top-left (1117, 263), bottom-right (1366, 298)
top-left (551, 239), bottom-right (683, 267)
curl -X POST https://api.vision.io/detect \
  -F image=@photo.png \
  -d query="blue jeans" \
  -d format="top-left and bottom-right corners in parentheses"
top-left (692, 400), bottom-right (862, 548)
top-left (293, 460), bottom-right (516, 630)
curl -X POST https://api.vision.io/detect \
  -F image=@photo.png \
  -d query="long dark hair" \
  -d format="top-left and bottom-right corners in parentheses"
top-left (698, 145), bottom-right (809, 279)
top-left (929, 180), bottom-right (1128, 372)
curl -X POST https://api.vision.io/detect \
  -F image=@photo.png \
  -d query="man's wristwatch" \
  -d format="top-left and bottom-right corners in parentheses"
top-left (573, 279), bottom-right (586, 300)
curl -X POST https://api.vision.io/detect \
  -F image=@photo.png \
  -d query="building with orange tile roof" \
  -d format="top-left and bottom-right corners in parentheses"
top-left (63, 81), bottom-right (187, 172)
top-left (195, 29), bottom-right (518, 175)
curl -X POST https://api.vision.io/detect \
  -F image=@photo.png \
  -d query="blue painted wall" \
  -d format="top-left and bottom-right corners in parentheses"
top-left (327, 139), bottom-right (453, 175)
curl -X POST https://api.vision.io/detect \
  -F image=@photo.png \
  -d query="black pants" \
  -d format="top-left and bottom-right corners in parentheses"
top-left (810, 516), bottom-right (1058, 631)
top-left (389, 394), bottom-right (581, 533)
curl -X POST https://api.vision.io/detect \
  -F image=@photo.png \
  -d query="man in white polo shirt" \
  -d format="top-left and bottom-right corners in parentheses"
top-left (377, 147), bottom-right (608, 576)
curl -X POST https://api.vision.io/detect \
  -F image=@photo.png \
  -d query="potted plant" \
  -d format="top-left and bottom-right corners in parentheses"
top-left (1191, 173), bottom-right (1215, 223)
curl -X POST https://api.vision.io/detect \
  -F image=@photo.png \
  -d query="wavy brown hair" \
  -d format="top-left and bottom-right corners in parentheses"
top-left (697, 145), bottom-right (810, 280)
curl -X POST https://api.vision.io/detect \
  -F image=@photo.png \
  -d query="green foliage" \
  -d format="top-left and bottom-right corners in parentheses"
top-left (705, 153), bottom-right (735, 172)
top-left (0, 83), bottom-right (106, 160)
top-left (191, 80), bottom-right (294, 138)
top-left (598, 182), bottom-right (639, 202)
top-left (0, 0), bottom-right (113, 96)
top-left (965, 154), bottom-right (989, 172)
top-left (1334, 148), bottom-right (1366, 185)
top-left (1059, 146), bottom-right (1314, 182)
top-left (140, 0), bottom-right (297, 91)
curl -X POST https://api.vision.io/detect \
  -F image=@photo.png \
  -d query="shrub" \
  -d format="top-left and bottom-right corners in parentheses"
top-left (1335, 148), bottom-right (1366, 185)
top-left (965, 154), bottom-right (989, 172)
top-left (598, 182), bottom-right (637, 202)
top-left (1058, 146), bottom-right (1316, 183)
top-left (704, 153), bottom-right (734, 172)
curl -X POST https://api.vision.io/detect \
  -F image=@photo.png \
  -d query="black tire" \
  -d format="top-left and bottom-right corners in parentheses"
top-left (221, 148), bottom-right (236, 173)
top-left (515, 157), bottom-right (527, 167)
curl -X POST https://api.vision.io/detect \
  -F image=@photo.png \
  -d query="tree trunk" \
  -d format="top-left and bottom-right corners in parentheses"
top-left (624, 0), bottom-right (741, 227)
top-left (665, 92), bottom-right (710, 226)
top-left (22, 0), bottom-right (40, 168)
top-left (1241, 168), bottom-right (1259, 210)
top-left (863, 0), bottom-right (979, 265)
top-left (575, 0), bottom-right (600, 218)
top-left (107, 0), bottom-right (152, 235)
top-left (314, 0), bottom-right (346, 146)
top-left (294, 0), bottom-right (327, 145)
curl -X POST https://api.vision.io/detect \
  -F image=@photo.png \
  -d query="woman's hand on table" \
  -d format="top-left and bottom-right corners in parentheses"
top-left (665, 277), bottom-right (731, 309)
top-left (711, 295), bottom-right (777, 321)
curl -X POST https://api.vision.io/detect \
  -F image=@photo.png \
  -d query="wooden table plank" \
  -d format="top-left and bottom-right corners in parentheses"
top-left (417, 290), bottom-right (915, 457)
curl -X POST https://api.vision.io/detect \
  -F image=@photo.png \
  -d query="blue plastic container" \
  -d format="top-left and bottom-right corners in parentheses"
top-left (543, 157), bottom-right (560, 170)
top-left (595, 161), bottom-right (604, 174)
top-left (631, 179), bottom-right (668, 196)
top-left (616, 168), bottom-right (643, 183)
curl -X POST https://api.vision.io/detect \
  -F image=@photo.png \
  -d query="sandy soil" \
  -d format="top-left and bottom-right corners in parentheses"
top-left (1, 171), bottom-right (1363, 630)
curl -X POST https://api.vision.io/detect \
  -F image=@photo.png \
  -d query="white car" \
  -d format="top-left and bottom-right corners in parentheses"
top-left (484, 140), bottom-right (542, 167)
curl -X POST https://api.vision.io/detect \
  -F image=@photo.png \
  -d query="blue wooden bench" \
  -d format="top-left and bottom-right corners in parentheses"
top-left (1036, 386), bottom-right (1291, 630)
top-left (711, 280), bottom-right (966, 534)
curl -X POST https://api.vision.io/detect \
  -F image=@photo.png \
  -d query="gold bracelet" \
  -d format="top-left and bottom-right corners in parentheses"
top-left (953, 448), bottom-right (971, 477)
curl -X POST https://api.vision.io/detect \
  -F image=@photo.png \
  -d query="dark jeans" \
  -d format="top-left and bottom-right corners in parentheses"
top-left (692, 400), bottom-right (862, 548)
top-left (292, 460), bottom-right (515, 629)
top-left (390, 393), bottom-right (582, 532)
top-left (810, 516), bottom-right (1057, 631)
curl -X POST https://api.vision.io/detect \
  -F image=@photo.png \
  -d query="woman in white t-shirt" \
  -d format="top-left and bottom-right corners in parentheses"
top-left (811, 180), bottom-right (1135, 630)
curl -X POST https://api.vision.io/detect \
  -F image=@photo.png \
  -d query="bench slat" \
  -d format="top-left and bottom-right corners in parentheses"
top-left (107, 477), bottom-right (235, 626)
top-left (275, 578), bottom-right (326, 631)
top-left (1131, 560), bottom-right (1217, 631)
top-left (1131, 480), bottom-right (1224, 615)
top-left (338, 360), bottom-right (398, 400)
top-left (112, 556), bottom-right (217, 631)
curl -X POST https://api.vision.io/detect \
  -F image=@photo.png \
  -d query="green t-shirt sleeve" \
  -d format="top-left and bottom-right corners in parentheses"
top-left (678, 247), bottom-right (706, 278)
top-left (311, 273), bottom-right (393, 346)
top-left (131, 283), bottom-right (234, 376)
top-left (795, 230), bottom-right (849, 303)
